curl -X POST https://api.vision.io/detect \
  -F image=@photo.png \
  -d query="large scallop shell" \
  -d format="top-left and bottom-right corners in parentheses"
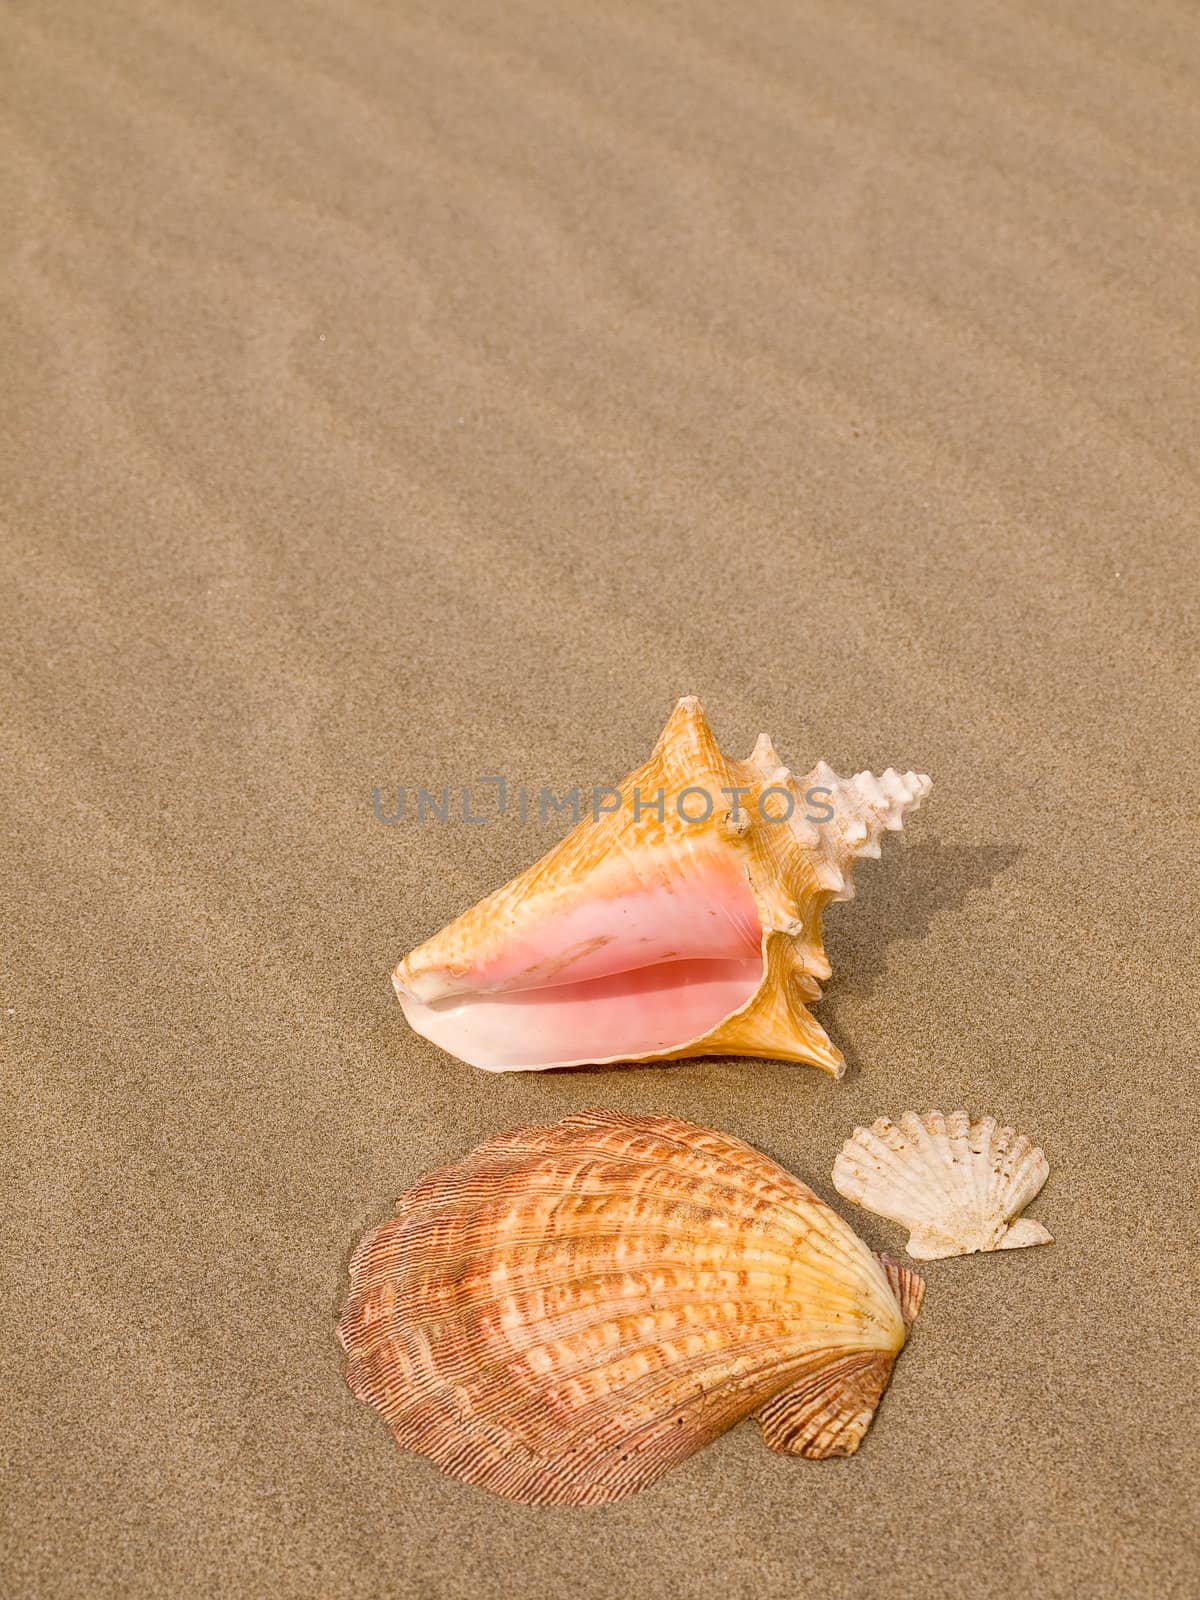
top-left (393, 696), bottom-right (930, 1073)
top-left (833, 1110), bottom-right (1053, 1260)
top-left (337, 1109), bottom-right (925, 1506)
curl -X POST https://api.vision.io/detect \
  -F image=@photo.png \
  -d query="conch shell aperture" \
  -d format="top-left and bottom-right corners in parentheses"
top-left (337, 1109), bottom-right (925, 1505)
top-left (393, 697), bottom-right (930, 1073)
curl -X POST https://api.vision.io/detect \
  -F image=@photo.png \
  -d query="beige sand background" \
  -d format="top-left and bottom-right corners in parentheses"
top-left (3, 1), bottom-right (1198, 1595)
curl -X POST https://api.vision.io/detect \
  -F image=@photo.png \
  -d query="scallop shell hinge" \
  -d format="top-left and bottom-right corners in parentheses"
top-left (832, 1110), bottom-right (1053, 1261)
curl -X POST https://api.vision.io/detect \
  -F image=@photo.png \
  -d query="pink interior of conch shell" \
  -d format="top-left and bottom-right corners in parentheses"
top-left (395, 858), bottom-right (763, 1070)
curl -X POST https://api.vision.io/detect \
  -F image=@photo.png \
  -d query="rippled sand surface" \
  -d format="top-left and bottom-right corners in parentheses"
top-left (3, 2), bottom-right (1198, 1596)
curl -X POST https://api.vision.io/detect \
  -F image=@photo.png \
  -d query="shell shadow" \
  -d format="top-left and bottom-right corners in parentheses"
top-left (822, 837), bottom-right (1022, 1005)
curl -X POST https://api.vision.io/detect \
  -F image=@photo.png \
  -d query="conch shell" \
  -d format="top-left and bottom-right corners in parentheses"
top-left (337, 1109), bottom-right (925, 1505)
top-left (393, 696), bottom-right (930, 1073)
top-left (833, 1110), bottom-right (1053, 1260)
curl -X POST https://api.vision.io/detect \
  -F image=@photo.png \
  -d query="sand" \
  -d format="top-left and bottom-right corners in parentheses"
top-left (3, 0), bottom-right (1198, 1595)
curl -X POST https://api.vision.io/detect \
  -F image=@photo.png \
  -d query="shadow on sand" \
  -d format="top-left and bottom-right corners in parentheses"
top-left (818, 838), bottom-right (1021, 1071)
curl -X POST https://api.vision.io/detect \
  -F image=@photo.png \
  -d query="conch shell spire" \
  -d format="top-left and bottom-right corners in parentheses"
top-left (798, 761), bottom-right (934, 901)
top-left (393, 697), bottom-right (930, 1073)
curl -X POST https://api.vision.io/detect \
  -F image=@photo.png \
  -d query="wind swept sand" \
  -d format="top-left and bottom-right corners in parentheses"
top-left (3, 2), bottom-right (1198, 1596)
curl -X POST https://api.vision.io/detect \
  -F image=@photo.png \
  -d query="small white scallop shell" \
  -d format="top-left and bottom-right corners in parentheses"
top-left (832, 1110), bottom-right (1052, 1261)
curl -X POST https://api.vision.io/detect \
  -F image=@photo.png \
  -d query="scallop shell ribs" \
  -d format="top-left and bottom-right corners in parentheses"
top-left (833, 1110), bottom-right (1053, 1260)
top-left (337, 1109), bottom-right (925, 1505)
top-left (393, 696), bottom-right (930, 1072)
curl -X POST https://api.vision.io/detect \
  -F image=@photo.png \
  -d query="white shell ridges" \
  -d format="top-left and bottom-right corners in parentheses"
top-left (832, 1110), bottom-right (1052, 1260)
top-left (797, 763), bottom-right (934, 899)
